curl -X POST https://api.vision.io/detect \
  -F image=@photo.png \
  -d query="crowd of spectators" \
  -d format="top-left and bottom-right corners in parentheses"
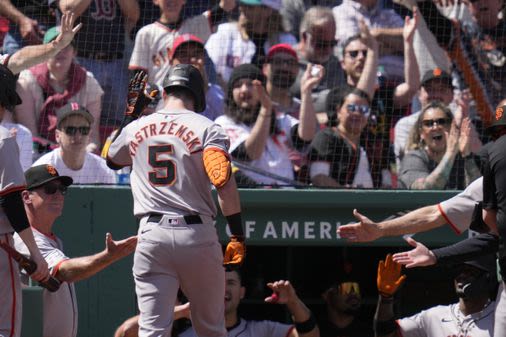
top-left (1, 0), bottom-right (504, 189)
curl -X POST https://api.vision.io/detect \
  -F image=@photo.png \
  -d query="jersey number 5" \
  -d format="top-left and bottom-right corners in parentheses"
top-left (148, 145), bottom-right (176, 185)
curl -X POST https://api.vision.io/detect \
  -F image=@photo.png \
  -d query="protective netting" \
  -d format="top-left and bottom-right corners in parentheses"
top-left (1, 0), bottom-right (504, 188)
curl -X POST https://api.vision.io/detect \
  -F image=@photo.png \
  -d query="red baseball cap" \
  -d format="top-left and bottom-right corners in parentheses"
top-left (169, 34), bottom-right (204, 60)
top-left (266, 44), bottom-right (298, 62)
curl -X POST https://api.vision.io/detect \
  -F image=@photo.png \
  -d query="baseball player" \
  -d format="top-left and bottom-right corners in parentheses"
top-left (0, 63), bottom-right (49, 337)
top-left (374, 254), bottom-right (497, 337)
top-left (13, 164), bottom-right (136, 337)
top-left (106, 65), bottom-right (245, 337)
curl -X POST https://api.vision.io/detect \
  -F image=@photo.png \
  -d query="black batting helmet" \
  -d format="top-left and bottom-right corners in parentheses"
top-left (162, 64), bottom-right (206, 113)
top-left (0, 64), bottom-right (22, 110)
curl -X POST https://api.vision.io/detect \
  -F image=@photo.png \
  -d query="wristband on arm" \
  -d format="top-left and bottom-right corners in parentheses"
top-left (295, 313), bottom-right (317, 333)
top-left (226, 213), bottom-right (244, 240)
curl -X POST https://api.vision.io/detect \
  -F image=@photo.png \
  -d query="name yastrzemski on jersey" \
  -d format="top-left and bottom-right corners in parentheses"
top-left (129, 120), bottom-right (202, 156)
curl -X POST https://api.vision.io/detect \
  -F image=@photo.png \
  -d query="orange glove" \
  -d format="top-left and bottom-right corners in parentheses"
top-left (223, 236), bottom-right (246, 267)
top-left (377, 254), bottom-right (406, 297)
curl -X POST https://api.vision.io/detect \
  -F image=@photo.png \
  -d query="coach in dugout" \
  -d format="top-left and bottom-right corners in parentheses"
top-left (14, 164), bottom-right (137, 337)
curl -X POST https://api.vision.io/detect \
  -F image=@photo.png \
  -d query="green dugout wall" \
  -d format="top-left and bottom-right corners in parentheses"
top-left (27, 186), bottom-right (469, 337)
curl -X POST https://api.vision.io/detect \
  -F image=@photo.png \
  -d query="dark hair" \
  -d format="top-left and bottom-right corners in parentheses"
top-left (406, 101), bottom-right (453, 151)
top-left (225, 267), bottom-right (245, 286)
top-left (338, 34), bottom-right (362, 61)
top-left (326, 86), bottom-right (370, 127)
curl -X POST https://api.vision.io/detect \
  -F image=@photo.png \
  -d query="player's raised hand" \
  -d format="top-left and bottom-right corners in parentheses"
top-left (223, 235), bottom-right (246, 267)
top-left (125, 70), bottom-right (159, 118)
top-left (337, 209), bottom-right (382, 242)
top-left (392, 237), bottom-right (437, 268)
top-left (53, 12), bottom-right (82, 51)
top-left (265, 280), bottom-right (297, 304)
top-left (377, 254), bottom-right (406, 297)
top-left (105, 233), bottom-right (138, 260)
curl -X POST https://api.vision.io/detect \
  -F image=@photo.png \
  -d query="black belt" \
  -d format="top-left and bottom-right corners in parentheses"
top-left (147, 213), bottom-right (202, 224)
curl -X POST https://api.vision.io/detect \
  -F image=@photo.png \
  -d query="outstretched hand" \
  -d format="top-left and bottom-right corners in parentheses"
top-left (392, 237), bottom-right (437, 268)
top-left (337, 209), bottom-right (382, 242)
top-left (105, 233), bottom-right (138, 260)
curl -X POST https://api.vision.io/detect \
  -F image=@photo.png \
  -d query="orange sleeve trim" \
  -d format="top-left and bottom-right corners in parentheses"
top-left (437, 203), bottom-right (462, 235)
top-left (0, 185), bottom-right (26, 197)
top-left (52, 258), bottom-right (69, 278)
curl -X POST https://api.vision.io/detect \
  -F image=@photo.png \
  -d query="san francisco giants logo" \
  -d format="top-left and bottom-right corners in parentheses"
top-left (46, 165), bottom-right (57, 176)
top-left (496, 107), bottom-right (504, 121)
top-left (91, 0), bottom-right (116, 21)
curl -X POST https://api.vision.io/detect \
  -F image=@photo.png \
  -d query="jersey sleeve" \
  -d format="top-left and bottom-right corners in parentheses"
top-left (396, 311), bottom-right (430, 337)
top-left (437, 177), bottom-right (483, 233)
top-left (251, 320), bottom-right (294, 337)
top-left (107, 127), bottom-right (133, 167)
top-left (203, 122), bottom-right (230, 153)
top-left (0, 129), bottom-right (26, 197)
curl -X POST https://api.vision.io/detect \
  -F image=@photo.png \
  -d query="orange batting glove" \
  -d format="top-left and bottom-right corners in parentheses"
top-left (223, 236), bottom-right (246, 267)
top-left (377, 254), bottom-right (406, 298)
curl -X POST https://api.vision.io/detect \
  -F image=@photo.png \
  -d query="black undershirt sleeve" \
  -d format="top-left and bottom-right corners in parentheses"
top-left (432, 232), bottom-right (499, 265)
top-left (0, 190), bottom-right (30, 233)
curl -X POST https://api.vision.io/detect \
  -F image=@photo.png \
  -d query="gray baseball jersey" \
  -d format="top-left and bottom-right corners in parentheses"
top-left (108, 108), bottom-right (231, 337)
top-left (438, 177), bottom-right (483, 234)
top-left (180, 318), bottom-right (294, 337)
top-left (397, 300), bottom-right (495, 337)
top-left (0, 124), bottom-right (25, 337)
top-left (14, 229), bottom-right (77, 337)
top-left (108, 108), bottom-right (229, 218)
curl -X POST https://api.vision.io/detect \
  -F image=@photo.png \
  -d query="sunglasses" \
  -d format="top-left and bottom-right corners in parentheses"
top-left (269, 58), bottom-right (299, 67)
top-left (41, 183), bottom-right (68, 195)
top-left (63, 126), bottom-right (90, 136)
top-left (315, 39), bottom-right (337, 49)
top-left (338, 282), bottom-right (360, 296)
top-left (346, 49), bottom-right (368, 58)
top-left (421, 118), bottom-right (450, 128)
top-left (346, 103), bottom-right (370, 115)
